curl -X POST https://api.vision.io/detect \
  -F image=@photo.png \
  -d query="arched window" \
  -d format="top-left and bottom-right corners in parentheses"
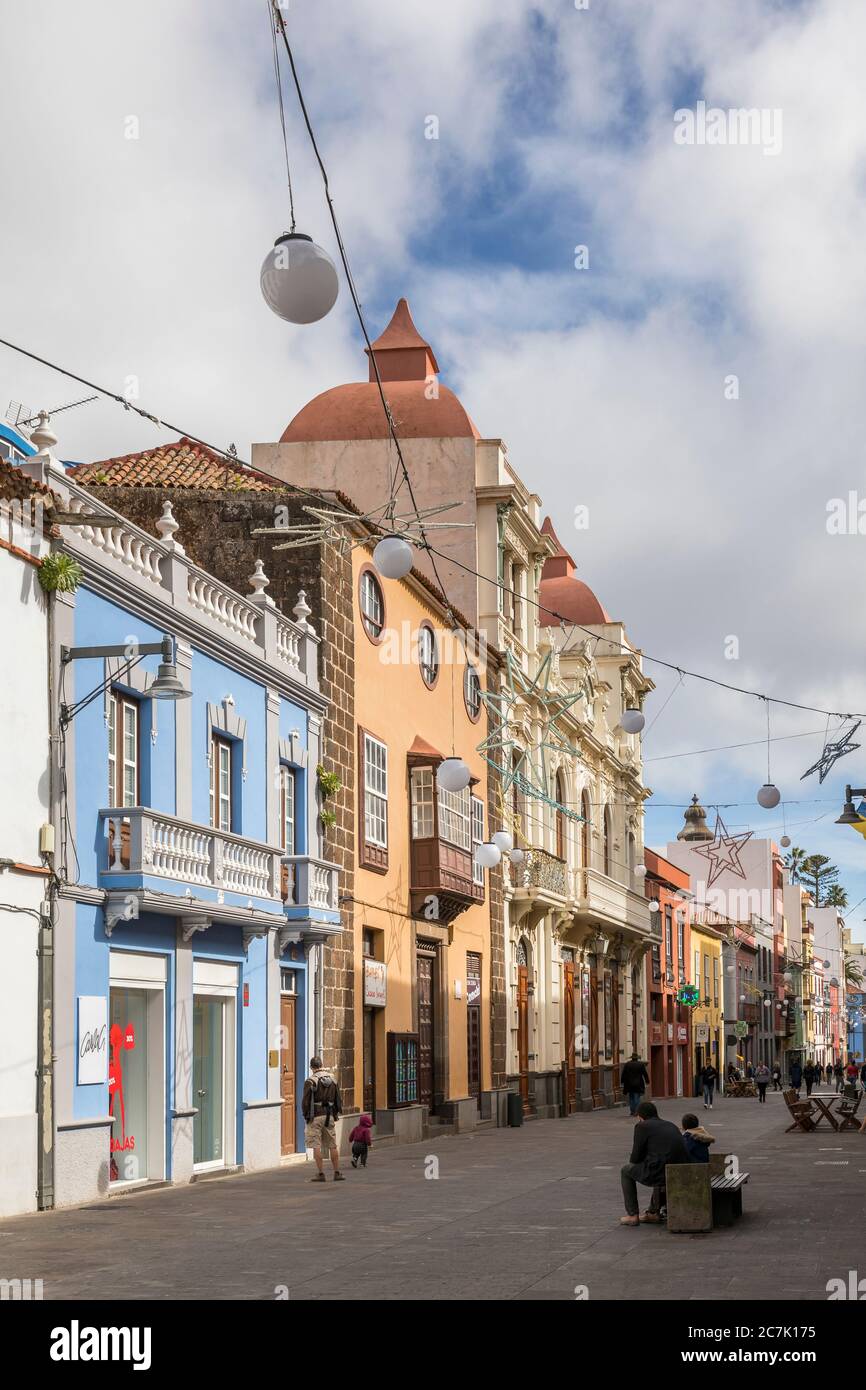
top-left (627, 831), bottom-right (636, 878)
top-left (581, 790), bottom-right (591, 869)
top-left (555, 771), bottom-right (566, 861)
top-left (603, 805), bottom-right (612, 878)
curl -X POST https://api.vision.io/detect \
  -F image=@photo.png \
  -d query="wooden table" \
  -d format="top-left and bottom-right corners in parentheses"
top-left (809, 1096), bottom-right (839, 1131)
top-left (726, 1080), bottom-right (757, 1098)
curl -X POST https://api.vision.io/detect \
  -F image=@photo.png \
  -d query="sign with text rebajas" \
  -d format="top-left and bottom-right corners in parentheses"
top-left (363, 958), bottom-right (386, 1008)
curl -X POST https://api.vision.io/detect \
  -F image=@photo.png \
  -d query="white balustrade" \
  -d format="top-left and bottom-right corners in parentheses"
top-left (187, 573), bottom-right (259, 643)
top-left (220, 839), bottom-right (274, 898)
top-left (64, 496), bottom-right (163, 583)
top-left (276, 617), bottom-right (302, 670)
top-left (102, 809), bottom-right (279, 902)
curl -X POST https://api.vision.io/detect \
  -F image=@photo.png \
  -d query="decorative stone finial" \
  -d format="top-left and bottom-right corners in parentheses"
top-left (293, 589), bottom-right (314, 633)
top-left (249, 558), bottom-right (270, 597)
top-left (30, 411), bottom-right (57, 454)
top-left (156, 499), bottom-right (183, 551)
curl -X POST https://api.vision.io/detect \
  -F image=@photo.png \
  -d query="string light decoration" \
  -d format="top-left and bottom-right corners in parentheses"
top-left (476, 647), bottom-right (587, 821)
top-left (691, 812), bottom-right (754, 889)
top-left (800, 720), bottom-right (862, 784)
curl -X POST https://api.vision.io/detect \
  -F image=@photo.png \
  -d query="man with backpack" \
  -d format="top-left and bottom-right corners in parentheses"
top-left (302, 1055), bottom-right (344, 1182)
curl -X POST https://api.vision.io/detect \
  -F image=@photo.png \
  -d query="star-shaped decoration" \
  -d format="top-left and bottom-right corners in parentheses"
top-left (800, 721), bottom-right (861, 785)
top-left (692, 813), bottom-right (753, 889)
top-left (477, 646), bottom-right (587, 819)
top-left (252, 498), bottom-right (474, 554)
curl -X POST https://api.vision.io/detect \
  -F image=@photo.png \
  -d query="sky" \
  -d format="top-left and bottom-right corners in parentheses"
top-left (2, 0), bottom-right (865, 930)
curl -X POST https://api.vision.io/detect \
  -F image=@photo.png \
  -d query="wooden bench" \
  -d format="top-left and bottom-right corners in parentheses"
top-left (835, 1089), bottom-right (862, 1132)
top-left (710, 1172), bottom-right (749, 1225)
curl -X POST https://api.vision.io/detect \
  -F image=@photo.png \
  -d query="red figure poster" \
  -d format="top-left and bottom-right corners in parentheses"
top-left (108, 1021), bottom-right (136, 1181)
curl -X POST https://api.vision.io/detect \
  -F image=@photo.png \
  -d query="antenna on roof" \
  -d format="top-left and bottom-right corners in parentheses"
top-left (19, 395), bottom-right (99, 426)
top-left (6, 401), bottom-right (31, 428)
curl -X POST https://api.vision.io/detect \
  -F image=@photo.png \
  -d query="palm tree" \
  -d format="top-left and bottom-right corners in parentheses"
top-left (845, 959), bottom-right (864, 989)
top-left (784, 846), bottom-right (808, 883)
top-left (824, 884), bottom-right (848, 909)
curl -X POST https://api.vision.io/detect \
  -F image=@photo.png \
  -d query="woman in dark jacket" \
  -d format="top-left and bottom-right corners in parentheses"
top-left (790, 1060), bottom-right (802, 1091)
top-left (620, 1054), bottom-right (650, 1117)
top-left (804, 1062), bottom-right (815, 1096)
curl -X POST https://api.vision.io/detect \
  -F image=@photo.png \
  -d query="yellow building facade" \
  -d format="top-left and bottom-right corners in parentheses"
top-left (690, 921), bottom-right (724, 1081)
top-left (350, 539), bottom-right (499, 1142)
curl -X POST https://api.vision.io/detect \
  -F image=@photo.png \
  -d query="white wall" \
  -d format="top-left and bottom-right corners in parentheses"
top-left (0, 544), bottom-right (49, 1215)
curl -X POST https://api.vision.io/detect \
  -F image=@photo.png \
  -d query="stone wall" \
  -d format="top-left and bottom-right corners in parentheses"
top-left (80, 484), bottom-right (357, 1104)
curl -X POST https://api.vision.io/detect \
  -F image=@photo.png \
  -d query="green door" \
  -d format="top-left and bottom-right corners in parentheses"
top-left (193, 996), bottom-right (225, 1166)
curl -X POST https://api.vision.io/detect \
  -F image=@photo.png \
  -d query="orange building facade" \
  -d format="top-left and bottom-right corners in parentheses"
top-left (349, 535), bottom-right (500, 1142)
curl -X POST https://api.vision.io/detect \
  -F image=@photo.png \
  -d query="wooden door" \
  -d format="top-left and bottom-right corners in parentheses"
top-left (517, 964), bottom-right (530, 1106)
top-left (590, 964), bottom-right (602, 1106)
top-left (417, 952), bottom-right (435, 1111)
top-left (563, 961), bottom-right (577, 1113)
top-left (280, 994), bottom-right (296, 1156)
top-left (362, 1007), bottom-right (376, 1116)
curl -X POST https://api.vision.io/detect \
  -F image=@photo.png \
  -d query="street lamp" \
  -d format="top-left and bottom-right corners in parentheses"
top-left (836, 785), bottom-right (866, 824)
top-left (60, 635), bottom-right (190, 725)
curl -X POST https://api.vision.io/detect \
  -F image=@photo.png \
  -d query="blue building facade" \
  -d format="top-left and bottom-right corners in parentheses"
top-left (17, 429), bottom-right (341, 1205)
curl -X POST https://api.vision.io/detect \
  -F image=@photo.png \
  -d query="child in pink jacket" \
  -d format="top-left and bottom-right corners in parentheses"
top-left (349, 1114), bottom-right (373, 1168)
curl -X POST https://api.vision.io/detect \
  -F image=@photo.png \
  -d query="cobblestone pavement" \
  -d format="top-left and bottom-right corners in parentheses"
top-left (1, 1087), bottom-right (863, 1300)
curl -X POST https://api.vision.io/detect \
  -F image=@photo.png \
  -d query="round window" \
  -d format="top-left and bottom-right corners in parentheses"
top-left (464, 663), bottom-right (482, 721)
top-left (418, 624), bottom-right (439, 687)
top-left (359, 567), bottom-right (385, 642)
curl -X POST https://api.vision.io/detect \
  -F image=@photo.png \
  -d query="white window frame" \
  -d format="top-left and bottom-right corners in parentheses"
top-left (418, 624), bottom-right (438, 687)
top-left (360, 570), bottom-right (384, 640)
top-left (464, 664), bottom-right (481, 720)
top-left (210, 734), bottom-right (232, 832)
top-left (438, 784), bottom-right (471, 851)
top-left (471, 795), bottom-right (484, 885)
top-left (280, 765), bottom-right (295, 854)
top-left (410, 766), bottom-right (435, 839)
top-left (108, 689), bottom-right (138, 808)
top-left (364, 733), bottom-right (388, 848)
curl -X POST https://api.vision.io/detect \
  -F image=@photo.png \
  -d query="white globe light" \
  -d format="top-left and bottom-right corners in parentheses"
top-left (373, 533), bottom-right (414, 579)
top-left (475, 841), bottom-right (501, 869)
top-left (780, 834), bottom-right (791, 848)
top-left (648, 900), bottom-right (659, 913)
top-left (783, 971), bottom-right (793, 982)
top-left (260, 232), bottom-right (339, 324)
top-left (509, 847), bottom-right (525, 865)
top-left (726, 965), bottom-right (735, 974)
top-left (634, 864), bottom-right (647, 878)
top-left (739, 994), bottom-right (746, 1002)
top-left (763, 998), bottom-right (772, 1008)
top-left (757, 783), bottom-right (781, 808)
top-left (620, 707), bottom-right (645, 734)
top-left (492, 830), bottom-right (514, 853)
top-left (437, 757), bottom-right (471, 793)
top-left (776, 1003), bottom-right (782, 1010)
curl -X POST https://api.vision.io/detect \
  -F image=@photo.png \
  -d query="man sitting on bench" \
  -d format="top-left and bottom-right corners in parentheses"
top-left (620, 1101), bottom-right (689, 1226)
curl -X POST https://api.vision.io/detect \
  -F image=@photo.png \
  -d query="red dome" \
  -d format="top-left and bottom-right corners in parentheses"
top-left (538, 516), bottom-right (611, 626)
top-left (281, 297), bottom-right (479, 443)
top-left (281, 380), bottom-right (478, 443)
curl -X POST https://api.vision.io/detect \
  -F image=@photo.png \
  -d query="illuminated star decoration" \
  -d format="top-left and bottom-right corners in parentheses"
top-left (799, 721), bottom-right (861, 785)
top-left (252, 499), bottom-right (474, 554)
top-left (477, 646), bottom-right (587, 821)
top-left (692, 812), bottom-right (753, 889)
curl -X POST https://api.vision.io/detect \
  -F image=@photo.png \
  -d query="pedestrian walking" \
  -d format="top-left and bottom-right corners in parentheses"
top-left (804, 1062), bottom-right (815, 1096)
top-left (700, 1062), bottom-right (718, 1109)
top-left (619, 1101), bottom-right (689, 1226)
top-left (790, 1059), bottom-right (802, 1092)
top-left (681, 1113), bottom-right (715, 1162)
top-left (755, 1062), bottom-right (770, 1102)
top-left (619, 1052), bottom-right (650, 1117)
top-left (772, 1063), bottom-right (782, 1092)
top-left (834, 1061), bottom-right (845, 1093)
top-left (301, 1055), bottom-right (344, 1183)
top-left (348, 1113), bottom-right (374, 1168)
top-left (826, 1063), bottom-right (834, 1086)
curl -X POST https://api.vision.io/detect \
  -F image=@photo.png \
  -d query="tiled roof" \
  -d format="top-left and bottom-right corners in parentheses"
top-left (69, 437), bottom-right (285, 492)
top-left (0, 457), bottom-right (54, 503)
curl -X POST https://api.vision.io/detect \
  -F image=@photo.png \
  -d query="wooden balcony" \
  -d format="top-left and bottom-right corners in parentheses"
top-left (409, 836), bottom-right (481, 924)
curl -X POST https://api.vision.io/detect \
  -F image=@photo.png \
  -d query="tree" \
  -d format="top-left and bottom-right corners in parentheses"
top-left (784, 846), bottom-right (808, 883)
top-left (845, 959), bottom-right (864, 989)
top-left (823, 884), bottom-right (848, 909)
top-left (798, 854), bottom-right (839, 906)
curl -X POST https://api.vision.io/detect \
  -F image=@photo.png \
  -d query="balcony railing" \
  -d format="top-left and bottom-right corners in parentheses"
top-left (101, 807), bottom-right (282, 901)
top-left (575, 866), bottom-right (651, 934)
top-left (521, 848), bottom-right (568, 898)
top-left (282, 855), bottom-right (340, 915)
